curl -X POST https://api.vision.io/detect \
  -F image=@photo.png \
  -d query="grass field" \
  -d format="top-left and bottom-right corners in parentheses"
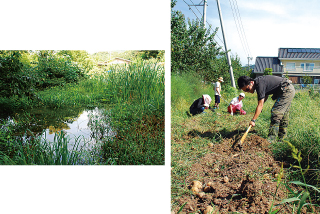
top-left (171, 73), bottom-right (320, 211)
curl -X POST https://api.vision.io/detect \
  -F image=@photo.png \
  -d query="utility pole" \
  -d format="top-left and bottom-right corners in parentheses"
top-left (188, 0), bottom-right (207, 27)
top-left (203, 0), bottom-right (207, 27)
top-left (216, 0), bottom-right (236, 88)
top-left (247, 55), bottom-right (253, 71)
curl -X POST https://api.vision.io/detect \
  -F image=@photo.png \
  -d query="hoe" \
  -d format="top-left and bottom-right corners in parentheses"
top-left (239, 125), bottom-right (252, 146)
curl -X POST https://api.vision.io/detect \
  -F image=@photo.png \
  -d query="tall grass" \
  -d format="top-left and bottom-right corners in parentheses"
top-left (0, 130), bottom-right (96, 165)
top-left (105, 62), bottom-right (164, 113)
top-left (0, 60), bottom-right (164, 165)
top-left (100, 61), bottom-right (165, 165)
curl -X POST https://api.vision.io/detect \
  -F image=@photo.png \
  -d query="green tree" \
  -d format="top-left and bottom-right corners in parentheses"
top-left (0, 51), bottom-right (34, 97)
top-left (171, 8), bottom-right (220, 74)
top-left (171, 5), bottom-right (221, 75)
top-left (284, 71), bottom-right (289, 79)
top-left (302, 74), bottom-right (312, 84)
top-left (57, 50), bottom-right (95, 73)
top-left (171, 0), bottom-right (245, 85)
top-left (139, 50), bottom-right (164, 60)
top-left (35, 50), bottom-right (85, 88)
top-left (264, 68), bottom-right (273, 76)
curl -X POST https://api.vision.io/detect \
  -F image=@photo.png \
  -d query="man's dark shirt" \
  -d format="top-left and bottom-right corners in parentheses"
top-left (254, 75), bottom-right (284, 101)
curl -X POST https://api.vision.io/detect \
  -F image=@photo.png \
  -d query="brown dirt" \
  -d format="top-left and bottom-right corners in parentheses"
top-left (174, 134), bottom-right (319, 214)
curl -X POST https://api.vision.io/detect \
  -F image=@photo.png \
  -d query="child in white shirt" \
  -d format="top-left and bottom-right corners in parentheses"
top-left (227, 93), bottom-right (246, 115)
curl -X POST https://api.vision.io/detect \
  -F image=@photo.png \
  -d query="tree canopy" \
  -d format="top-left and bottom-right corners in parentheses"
top-left (171, 0), bottom-right (248, 84)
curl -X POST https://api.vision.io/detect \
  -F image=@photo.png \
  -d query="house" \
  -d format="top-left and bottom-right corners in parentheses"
top-left (253, 57), bottom-right (283, 76)
top-left (253, 48), bottom-right (320, 84)
top-left (98, 57), bottom-right (131, 66)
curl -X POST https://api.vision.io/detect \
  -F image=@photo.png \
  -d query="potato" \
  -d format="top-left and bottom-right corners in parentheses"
top-left (203, 206), bottom-right (214, 214)
top-left (197, 192), bottom-right (206, 198)
top-left (191, 186), bottom-right (200, 194)
top-left (191, 180), bottom-right (202, 189)
top-left (203, 186), bottom-right (211, 193)
top-left (223, 176), bottom-right (229, 183)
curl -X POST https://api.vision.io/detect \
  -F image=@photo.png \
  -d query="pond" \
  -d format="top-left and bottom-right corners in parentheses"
top-left (4, 107), bottom-right (116, 151)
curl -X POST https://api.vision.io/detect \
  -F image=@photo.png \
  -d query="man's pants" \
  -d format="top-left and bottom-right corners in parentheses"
top-left (269, 81), bottom-right (295, 141)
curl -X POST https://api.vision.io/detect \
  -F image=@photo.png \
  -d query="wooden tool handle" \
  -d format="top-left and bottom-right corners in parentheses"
top-left (239, 125), bottom-right (252, 145)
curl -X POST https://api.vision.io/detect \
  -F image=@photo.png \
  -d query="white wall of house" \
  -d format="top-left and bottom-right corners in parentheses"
top-left (108, 59), bottom-right (130, 65)
top-left (281, 59), bottom-right (320, 74)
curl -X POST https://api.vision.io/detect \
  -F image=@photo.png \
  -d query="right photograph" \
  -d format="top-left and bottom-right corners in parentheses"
top-left (171, 0), bottom-right (320, 213)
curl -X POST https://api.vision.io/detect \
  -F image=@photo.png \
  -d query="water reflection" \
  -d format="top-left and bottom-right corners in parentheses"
top-left (2, 107), bottom-right (115, 152)
top-left (42, 107), bottom-right (115, 150)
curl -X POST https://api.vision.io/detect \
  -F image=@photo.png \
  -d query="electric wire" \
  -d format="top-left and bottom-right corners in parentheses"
top-left (180, 0), bottom-right (253, 61)
top-left (230, 0), bottom-right (252, 58)
top-left (190, 0), bottom-right (226, 50)
top-left (182, 0), bottom-right (225, 51)
top-left (233, 0), bottom-right (252, 57)
top-left (229, 0), bottom-right (249, 58)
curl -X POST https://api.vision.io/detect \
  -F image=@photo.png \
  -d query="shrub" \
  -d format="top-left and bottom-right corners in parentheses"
top-left (0, 51), bottom-right (34, 98)
top-left (35, 51), bottom-right (85, 89)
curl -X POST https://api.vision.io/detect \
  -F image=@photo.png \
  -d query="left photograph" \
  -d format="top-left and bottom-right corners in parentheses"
top-left (0, 50), bottom-right (165, 165)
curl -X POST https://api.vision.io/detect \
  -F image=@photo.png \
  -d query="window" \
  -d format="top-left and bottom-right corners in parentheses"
top-left (286, 63), bottom-right (296, 71)
top-left (315, 79), bottom-right (320, 84)
top-left (301, 63), bottom-right (314, 71)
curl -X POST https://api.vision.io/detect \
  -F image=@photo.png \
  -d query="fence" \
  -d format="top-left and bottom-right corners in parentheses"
top-left (293, 84), bottom-right (320, 92)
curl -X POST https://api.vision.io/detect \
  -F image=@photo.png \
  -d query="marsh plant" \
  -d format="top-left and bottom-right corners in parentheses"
top-left (0, 129), bottom-right (90, 165)
top-left (99, 61), bottom-right (165, 165)
top-left (0, 59), bottom-right (164, 165)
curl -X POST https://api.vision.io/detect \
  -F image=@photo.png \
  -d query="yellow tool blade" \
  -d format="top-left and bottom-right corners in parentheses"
top-left (239, 125), bottom-right (252, 145)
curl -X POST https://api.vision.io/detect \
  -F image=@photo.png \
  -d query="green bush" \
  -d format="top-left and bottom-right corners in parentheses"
top-left (35, 51), bottom-right (85, 88)
top-left (0, 51), bottom-right (34, 98)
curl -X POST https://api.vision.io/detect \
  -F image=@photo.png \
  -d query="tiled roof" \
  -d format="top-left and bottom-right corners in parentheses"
top-left (253, 57), bottom-right (282, 73)
top-left (278, 48), bottom-right (320, 59)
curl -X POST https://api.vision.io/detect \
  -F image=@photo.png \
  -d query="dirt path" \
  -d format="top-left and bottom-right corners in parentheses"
top-left (173, 134), bottom-right (318, 214)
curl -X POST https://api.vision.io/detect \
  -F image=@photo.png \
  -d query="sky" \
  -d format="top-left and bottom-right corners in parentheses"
top-left (173, 0), bottom-right (320, 66)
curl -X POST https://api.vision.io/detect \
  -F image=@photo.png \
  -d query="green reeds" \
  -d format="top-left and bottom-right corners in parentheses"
top-left (97, 61), bottom-right (164, 165)
top-left (0, 60), bottom-right (164, 165)
top-left (0, 130), bottom-right (93, 165)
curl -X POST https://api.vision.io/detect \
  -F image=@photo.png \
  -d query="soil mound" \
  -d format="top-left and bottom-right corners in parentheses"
top-left (175, 135), bottom-right (317, 214)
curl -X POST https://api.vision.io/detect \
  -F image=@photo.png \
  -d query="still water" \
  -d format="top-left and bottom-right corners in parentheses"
top-left (7, 107), bottom-right (115, 151)
top-left (41, 107), bottom-right (115, 150)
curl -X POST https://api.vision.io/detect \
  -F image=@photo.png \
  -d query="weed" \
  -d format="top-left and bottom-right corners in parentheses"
top-left (269, 142), bottom-right (320, 213)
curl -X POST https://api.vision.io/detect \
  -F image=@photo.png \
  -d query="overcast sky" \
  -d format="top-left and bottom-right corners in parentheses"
top-left (173, 0), bottom-right (320, 66)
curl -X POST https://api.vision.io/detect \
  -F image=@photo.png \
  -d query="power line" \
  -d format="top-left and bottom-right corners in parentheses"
top-left (234, 0), bottom-right (252, 57)
top-left (229, 0), bottom-right (249, 57)
top-left (231, 0), bottom-right (252, 58)
top-left (182, 0), bottom-right (225, 51)
top-left (189, 0), bottom-right (205, 18)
